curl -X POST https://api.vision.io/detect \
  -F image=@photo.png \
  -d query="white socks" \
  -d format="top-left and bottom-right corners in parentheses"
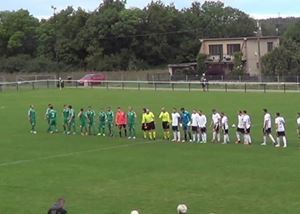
top-left (283, 136), bottom-right (287, 147)
top-left (244, 134), bottom-right (252, 144)
top-left (223, 134), bottom-right (230, 144)
top-left (269, 134), bottom-right (275, 143)
top-left (236, 132), bottom-right (241, 142)
top-left (192, 134), bottom-right (196, 142)
top-left (173, 132), bottom-right (180, 141)
top-left (202, 133), bottom-right (207, 143)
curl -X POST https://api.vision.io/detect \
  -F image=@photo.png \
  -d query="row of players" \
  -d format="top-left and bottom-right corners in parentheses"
top-left (28, 105), bottom-right (300, 147)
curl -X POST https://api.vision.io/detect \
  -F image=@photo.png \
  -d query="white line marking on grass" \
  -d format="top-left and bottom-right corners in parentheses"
top-left (0, 142), bottom-right (148, 167)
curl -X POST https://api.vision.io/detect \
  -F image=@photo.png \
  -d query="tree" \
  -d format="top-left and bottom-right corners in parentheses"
top-left (0, 10), bottom-right (39, 57)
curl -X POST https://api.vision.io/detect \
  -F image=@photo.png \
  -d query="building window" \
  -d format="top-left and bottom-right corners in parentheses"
top-left (209, 44), bottom-right (223, 56)
top-left (227, 44), bottom-right (241, 55)
top-left (267, 42), bottom-right (273, 52)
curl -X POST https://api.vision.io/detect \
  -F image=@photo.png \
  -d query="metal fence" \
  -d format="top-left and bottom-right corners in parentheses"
top-left (1, 79), bottom-right (300, 93)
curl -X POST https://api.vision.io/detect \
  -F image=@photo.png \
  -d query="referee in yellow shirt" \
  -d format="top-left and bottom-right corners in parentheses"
top-left (159, 107), bottom-right (171, 140)
top-left (142, 108), bottom-right (156, 140)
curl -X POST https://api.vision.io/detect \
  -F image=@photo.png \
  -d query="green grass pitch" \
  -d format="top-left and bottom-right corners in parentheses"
top-left (0, 88), bottom-right (300, 214)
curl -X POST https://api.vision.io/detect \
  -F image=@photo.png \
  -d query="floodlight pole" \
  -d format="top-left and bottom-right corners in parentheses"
top-left (51, 6), bottom-right (60, 82)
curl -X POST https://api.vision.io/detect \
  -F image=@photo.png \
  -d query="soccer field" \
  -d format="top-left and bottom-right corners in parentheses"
top-left (0, 89), bottom-right (300, 214)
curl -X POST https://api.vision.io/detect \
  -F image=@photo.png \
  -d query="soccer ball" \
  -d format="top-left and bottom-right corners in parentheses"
top-left (231, 124), bottom-right (236, 128)
top-left (131, 210), bottom-right (139, 214)
top-left (177, 204), bottom-right (188, 214)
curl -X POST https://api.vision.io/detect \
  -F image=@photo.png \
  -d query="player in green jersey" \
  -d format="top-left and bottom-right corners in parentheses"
top-left (62, 104), bottom-right (69, 134)
top-left (106, 107), bottom-right (114, 137)
top-left (97, 109), bottom-right (107, 136)
top-left (48, 106), bottom-right (58, 134)
top-left (78, 108), bottom-right (88, 136)
top-left (67, 105), bottom-right (76, 135)
top-left (87, 106), bottom-right (96, 135)
top-left (45, 104), bottom-right (52, 129)
top-left (28, 105), bottom-right (37, 134)
top-left (127, 107), bottom-right (137, 139)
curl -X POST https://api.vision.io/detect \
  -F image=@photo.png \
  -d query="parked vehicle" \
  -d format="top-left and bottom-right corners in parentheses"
top-left (77, 73), bottom-right (106, 86)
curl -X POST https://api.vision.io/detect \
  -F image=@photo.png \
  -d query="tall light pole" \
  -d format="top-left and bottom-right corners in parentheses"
top-left (51, 6), bottom-right (59, 79)
top-left (255, 21), bottom-right (262, 81)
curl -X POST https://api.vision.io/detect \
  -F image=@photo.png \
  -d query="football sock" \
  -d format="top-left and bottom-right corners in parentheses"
top-left (283, 136), bottom-right (287, 147)
top-left (149, 132), bottom-right (153, 140)
top-left (236, 132), bottom-right (240, 141)
top-left (263, 136), bottom-right (267, 144)
top-left (153, 131), bottom-right (156, 139)
top-left (212, 132), bottom-right (216, 141)
top-left (269, 134), bottom-right (275, 143)
top-left (173, 132), bottom-right (176, 140)
top-left (277, 137), bottom-right (280, 146)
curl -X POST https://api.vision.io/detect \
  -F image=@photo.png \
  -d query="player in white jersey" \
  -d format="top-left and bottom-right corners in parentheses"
top-left (235, 111), bottom-right (244, 144)
top-left (242, 110), bottom-right (252, 145)
top-left (191, 110), bottom-right (200, 142)
top-left (261, 109), bottom-right (276, 146)
top-left (211, 109), bottom-right (221, 143)
top-left (275, 112), bottom-right (287, 148)
top-left (297, 112), bottom-right (300, 138)
top-left (221, 112), bottom-right (230, 144)
top-left (171, 108), bottom-right (181, 142)
top-left (198, 110), bottom-right (207, 143)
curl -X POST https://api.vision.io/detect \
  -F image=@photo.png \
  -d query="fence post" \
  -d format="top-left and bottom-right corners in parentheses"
top-left (154, 82), bottom-right (157, 91)
top-left (16, 83), bottom-right (19, 91)
top-left (188, 83), bottom-right (191, 92)
top-left (106, 82), bottom-right (109, 90)
top-left (263, 84), bottom-right (266, 93)
top-left (172, 83), bottom-right (174, 91)
top-left (283, 83), bottom-right (286, 93)
top-left (76, 81), bottom-right (78, 88)
top-left (244, 83), bottom-right (247, 93)
top-left (47, 80), bottom-right (49, 88)
top-left (122, 82), bottom-right (125, 90)
top-left (32, 82), bottom-right (35, 90)
top-left (138, 82), bottom-right (140, 90)
top-left (225, 83), bottom-right (227, 92)
top-left (0, 84), bottom-right (2, 92)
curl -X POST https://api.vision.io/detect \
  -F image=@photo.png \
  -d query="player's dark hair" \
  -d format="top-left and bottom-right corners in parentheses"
top-left (243, 110), bottom-right (247, 114)
top-left (143, 108), bottom-right (147, 113)
top-left (263, 108), bottom-right (267, 113)
top-left (69, 105), bottom-right (72, 109)
top-left (80, 108), bottom-right (84, 111)
top-left (276, 112), bottom-right (280, 116)
top-left (239, 110), bottom-right (242, 114)
top-left (181, 108), bottom-right (185, 111)
top-left (50, 106), bottom-right (53, 109)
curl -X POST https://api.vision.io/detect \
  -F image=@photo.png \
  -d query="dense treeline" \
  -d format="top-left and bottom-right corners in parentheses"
top-left (261, 19), bottom-right (300, 76)
top-left (0, 0), bottom-right (299, 76)
top-left (0, 0), bottom-right (257, 73)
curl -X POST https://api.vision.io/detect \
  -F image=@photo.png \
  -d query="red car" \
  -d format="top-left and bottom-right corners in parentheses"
top-left (78, 73), bottom-right (106, 86)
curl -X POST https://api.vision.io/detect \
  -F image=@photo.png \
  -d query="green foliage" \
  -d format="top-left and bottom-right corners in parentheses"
top-left (232, 52), bottom-right (245, 75)
top-left (0, 2), bottom-right (258, 72)
top-left (262, 20), bottom-right (300, 76)
top-left (196, 53), bottom-right (207, 74)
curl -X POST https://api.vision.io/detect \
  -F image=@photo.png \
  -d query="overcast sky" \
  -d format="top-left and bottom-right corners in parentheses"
top-left (0, 0), bottom-right (299, 19)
